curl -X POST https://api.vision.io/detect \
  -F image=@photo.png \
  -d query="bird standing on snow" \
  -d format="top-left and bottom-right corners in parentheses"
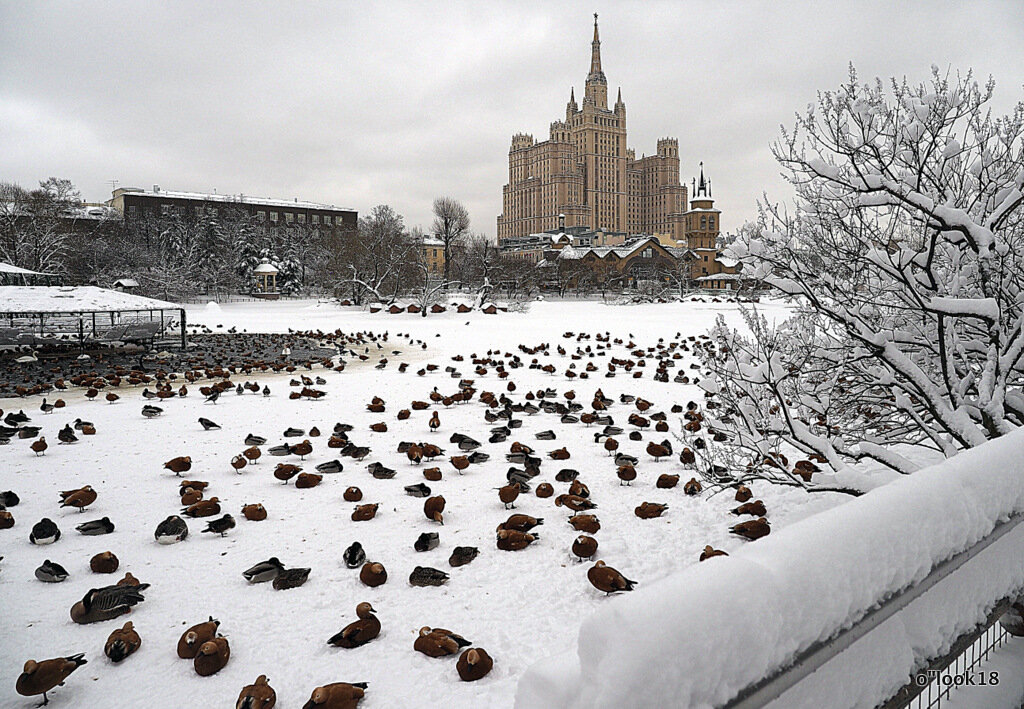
top-left (16, 653), bottom-right (87, 706)
top-left (198, 417), bottom-right (221, 431)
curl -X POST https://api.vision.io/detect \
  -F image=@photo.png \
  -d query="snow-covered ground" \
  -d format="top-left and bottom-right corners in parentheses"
top-left (1, 298), bottom-right (844, 708)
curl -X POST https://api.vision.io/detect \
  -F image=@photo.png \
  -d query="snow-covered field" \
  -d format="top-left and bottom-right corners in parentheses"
top-left (1, 298), bottom-right (844, 708)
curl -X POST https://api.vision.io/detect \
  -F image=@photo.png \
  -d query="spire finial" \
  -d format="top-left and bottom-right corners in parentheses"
top-left (589, 13), bottom-right (602, 76)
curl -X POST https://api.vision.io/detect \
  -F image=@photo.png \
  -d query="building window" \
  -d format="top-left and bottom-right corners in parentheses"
top-left (270, 211), bottom-right (279, 222)
top-left (128, 206), bottom-right (138, 217)
top-left (700, 216), bottom-right (707, 229)
top-left (160, 204), bottom-right (172, 217)
top-left (708, 216), bottom-right (715, 230)
top-left (323, 215), bottom-right (332, 226)
top-left (285, 213), bottom-right (294, 224)
top-left (298, 214), bottom-right (306, 224)
top-left (257, 211), bottom-right (266, 222)
top-left (312, 214), bottom-right (320, 224)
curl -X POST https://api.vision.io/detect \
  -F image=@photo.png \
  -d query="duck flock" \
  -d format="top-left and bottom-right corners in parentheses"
top-left (1, 303), bottom-right (834, 708)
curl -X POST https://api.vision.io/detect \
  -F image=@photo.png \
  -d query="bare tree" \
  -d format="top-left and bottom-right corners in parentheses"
top-left (709, 66), bottom-right (1024, 491)
top-left (335, 204), bottom-right (417, 304)
top-left (431, 196), bottom-right (470, 285)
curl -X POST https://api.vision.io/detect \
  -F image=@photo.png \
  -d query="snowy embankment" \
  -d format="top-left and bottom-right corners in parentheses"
top-left (516, 429), bottom-right (1024, 709)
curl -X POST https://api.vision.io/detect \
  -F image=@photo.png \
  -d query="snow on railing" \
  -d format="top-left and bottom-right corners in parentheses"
top-left (515, 430), bottom-right (1024, 709)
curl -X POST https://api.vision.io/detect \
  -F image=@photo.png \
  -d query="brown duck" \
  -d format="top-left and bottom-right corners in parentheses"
top-left (414, 627), bottom-right (470, 658)
top-left (59, 485), bottom-right (97, 512)
top-left (634, 502), bottom-right (668, 519)
top-left (457, 648), bottom-right (494, 682)
top-left (327, 603), bottom-right (380, 648)
top-left (236, 675), bottom-right (276, 709)
top-left (301, 682), bottom-right (367, 708)
top-left (178, 617), bottom-right (220, 659)
top-left (195, 636), bottom-right (230, 676)
top-left (16, 653), bottom-right (87, 705)
top-left (587, 560), bottom-right (637, 595)
top-left (359, 562), bottom-right (387, 588)
top-left (104, 621), bottom-right (141, 662)
top-left (423, 496), bottom-right (445, 524)
top-left (351, 504), bottom-right (378, 522)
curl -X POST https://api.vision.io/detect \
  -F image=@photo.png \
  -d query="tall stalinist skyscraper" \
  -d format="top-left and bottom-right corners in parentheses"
top-left (497, 15), bottom-right (713, 247)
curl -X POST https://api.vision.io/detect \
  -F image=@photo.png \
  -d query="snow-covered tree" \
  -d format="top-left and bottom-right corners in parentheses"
top-left (431, 196), bottom-right (470, 285)
top-left (711, 66), bottom-right (1024, 490)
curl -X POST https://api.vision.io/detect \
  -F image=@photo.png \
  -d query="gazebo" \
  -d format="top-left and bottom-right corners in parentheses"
top-left (0, 286), bottom-right (187, 350)
top-left (252, 258), bottom-right (280, 300)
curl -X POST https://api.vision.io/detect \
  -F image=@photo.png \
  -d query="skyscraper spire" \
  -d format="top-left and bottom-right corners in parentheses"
top-left (590, 13), bottom-right (603, 77)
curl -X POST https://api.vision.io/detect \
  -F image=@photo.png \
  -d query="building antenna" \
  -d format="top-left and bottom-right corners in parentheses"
top-left (107, 179), bottom-right (119, 193)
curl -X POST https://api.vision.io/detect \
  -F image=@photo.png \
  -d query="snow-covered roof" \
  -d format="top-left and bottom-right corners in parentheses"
top-left (696, 272), bottom-right (746, 281)
top-left (716, 255), bottom-right (739, 268)
top-left (116, 188), bottom-right (353, 213)
top-left (253, 262), bottom-right (279, 274)
top-left (0, 262), bottom-right (52, 276)
top-left (113, 278), bottom-right (140, 287)
top-left (0, 286), bottom-right (182, 313)
top-left (420, 237), bottom-right (445, 247)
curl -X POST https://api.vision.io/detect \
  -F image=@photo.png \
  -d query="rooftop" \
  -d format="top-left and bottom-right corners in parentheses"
top-left (0, 286), bottom-right (181, 314)
top-left (113, 188), bottom-right (354, 213)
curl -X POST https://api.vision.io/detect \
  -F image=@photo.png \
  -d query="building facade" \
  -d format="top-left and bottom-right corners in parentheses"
top-left (107, 186), bottom-right (357, 233)
top-left (497, 15), bottom-right (712, 252)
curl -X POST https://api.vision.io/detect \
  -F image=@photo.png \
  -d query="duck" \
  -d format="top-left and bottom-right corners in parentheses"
top-left (548, 447), bottom-right (570, 460)
top-left (273, 567), bottom-right (311, 590)
top-left (568, 514), bottom-right (600, 534)
top-left (141, 404), bottom-right (164, 418)
top-left (409, 566), bottom-right (449, 586)
top-left (237, 675), bottom-right (276, 709)
top-left (292, 440), bottom-right (313, 459)
top-left (616, 464), bottom-right (637, 486)
top-left (202, 514), bottom-right (236, 536)
top-left (499, 513), bottom-right (543, 533)
top-left (587, 560), bottom-right (637, 595)
top-left (351, 504), bottom-right (378, 522)
top-left (243, 557), bottom-right (285, 583)
top-left (183, 497), bottom-right (221, 518)
top-left (405, 482), bottom-right (431, 498)
top-left (457, 648), bottom-right (494, 682)
top-left (359, 561), bottom-right (387, 587)
top-left (231, 455), bottom-right (248, 473)
top-left (76, 516), bottom-right (114, 536)
top-left (274, 463), bottom-right (302, 484)
top-left (449, 546), bottom-right (479, 567)
top-left (366, 462), bottom-right (396, 479)
top-left (71, 583), bottom-right (148, 624)
top-left (496, 529), bottom-right (539, 551)
top-left (734, 485), bottom-right (752, 502)
top-left (699, 545), bottom-right (729, 561)
top-left (414, 532), bottom-right (440, 552)
top-left (30, 437), bottom-right (48, 455)
top-left (343, 487), bottom-right (363, 502)
top-left (117, 572), bottom-right (143, 587)
top-left (35, 559), bottom-right (70, 583)
top-left (155, 515), bottom-right (189, 543)
top-left (428, 412), bottom-right (440, 431)
top-left (245, 433), bottom-right (267, 446)
top-left (90, 551), bottom-right (119, 574)
top-left (104, 621), bottom-right (141, 663)
top-left (732, 500), bottom-right (767, 517)
top-left (195, 636), bottom-right (230, 676)
top-left (423, 496), bottom-right (445, 524)
top-left (57, 426), bottom-right (78, 444)
top-left (16, 653), bottom-right (87, 706)
top-left (301, 682), bottom-right (368, 708)
top-left (164, 456), bottom-right (192, 476)
top-left (682, 477), bottom-right (701, 494)
top-left (554, 494), bottom-right (597, 516)
top-left (415, 627), bottom-right (470, 658)
top-left (0, 509), bottom-right (13, 529)
top-left (60, 485), bottom-right (97, 512)
top-left (327, 603), bottom-right (380, 648)
top-left (498, 483), bottom-right (520, 509)
top-left (30, 517), bottom-right (61, 545)
top-left (343, 542), bottom-right (366, 569)
top-left (450, 455), bottom-right (470, 475)
top-left (316, 460), bottom-right (344, 474)
top-left (295, 472), bottom-right (322, 488)
top-left (730, 517), bottom-right (771, 541)
top-left (178, 617), bottom-right (220, 659)
top-left (646, 441), bottom-right (672, 461)
top-left (635, 502), bottom-right (668, 519)
top-left (242, 503), bottom-right (267, 521)
top-left (535, 482), bottom-right (554, 498)
top-left (572, 535), bottom-right (598, 562)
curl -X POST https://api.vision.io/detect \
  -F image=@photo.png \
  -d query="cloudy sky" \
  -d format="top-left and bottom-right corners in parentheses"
top-left (1, 1), bottom-right (1022, 236)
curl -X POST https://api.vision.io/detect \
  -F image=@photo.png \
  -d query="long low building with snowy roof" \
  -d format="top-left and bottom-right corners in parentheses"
top-left (107, 186), bottom-right (357, 233)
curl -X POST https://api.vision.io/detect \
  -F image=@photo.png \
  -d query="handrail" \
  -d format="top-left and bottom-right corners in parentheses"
top-left (721, 512), bottom-right (1024, 709)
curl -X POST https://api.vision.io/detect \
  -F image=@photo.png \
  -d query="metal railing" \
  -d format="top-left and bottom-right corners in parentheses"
top-left (720, 513), bottom-right (1024, 709)
top-left (881, 599), bottom-right (1013, 709)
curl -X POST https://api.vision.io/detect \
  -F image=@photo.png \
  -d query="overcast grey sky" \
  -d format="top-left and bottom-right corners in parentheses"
top-left (1, 1), bottom-right (1022, 236)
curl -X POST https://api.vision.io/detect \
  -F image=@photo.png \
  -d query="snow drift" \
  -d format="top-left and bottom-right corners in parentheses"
top-left (516, 430), bottom-right (1024, 709)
